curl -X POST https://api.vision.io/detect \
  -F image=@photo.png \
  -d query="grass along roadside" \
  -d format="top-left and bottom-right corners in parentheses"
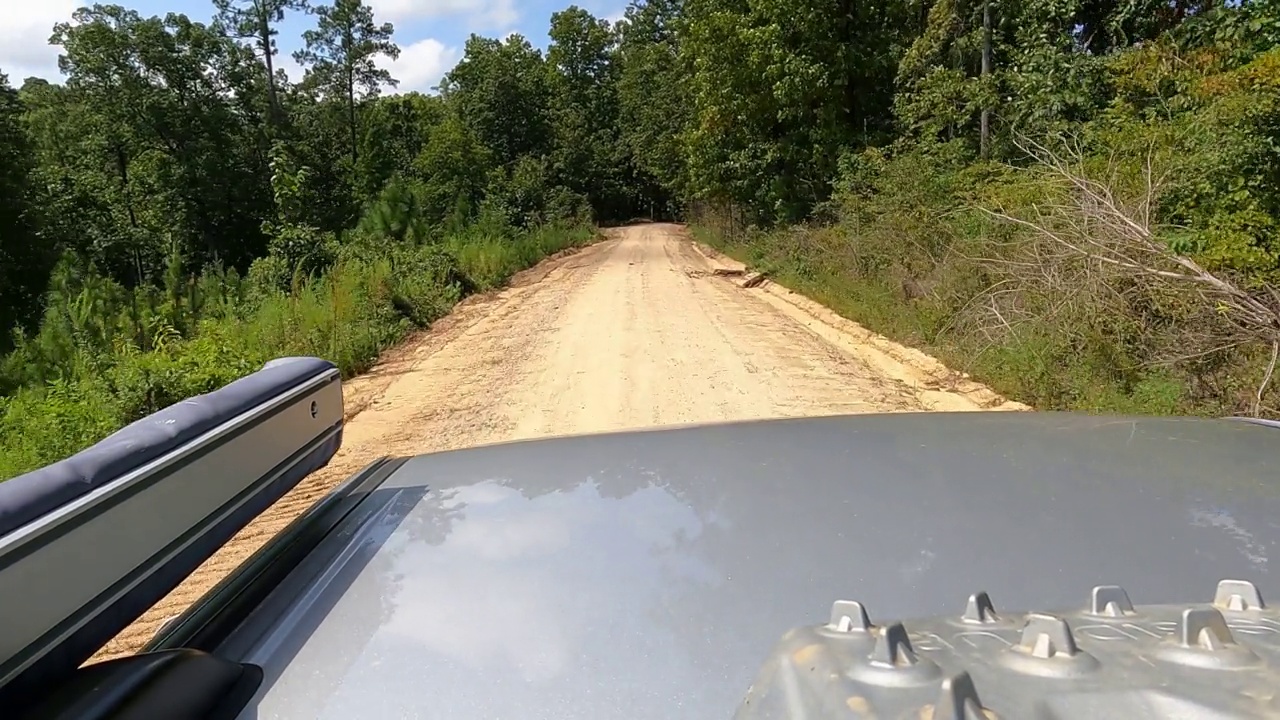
top-left (0, 223), bottom-right (599, 481)
top-left (690, 222), bottom-right (1204, 417)
top-left (685, 233), bottom-right (1030, 412)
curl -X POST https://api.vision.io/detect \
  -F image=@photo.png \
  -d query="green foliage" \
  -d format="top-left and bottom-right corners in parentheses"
top-left (255, 142), bottom-right (338, 291)
top-left (482, 155), bottom-right (592, 229)
top-left (679, 0), bottom-right (918, 221)
top-left (546, 7), bottom-right (631, 219)
top-left (295, 0), bottom-right (400, 164)
top-left (1166, 49), bottom-right (1280, 284)
top-left (356, 177), bottom-right (433, 244)
top-left (0, 223), bottom-right (594, 480)
top-left (441, 34), bottom-right (554, 168)
top-left (0, 73), bottom-right (52, 349)
top-left (46, 5), bottom-right (276, 277)
top-left (356, 93), bottom-right (444, 200)
top-left (411, 112), bottom-right (491, 231)
top-left (446, 223), bottom-right (584, 291)
top-left (212, 0), bottom-right (308, 125)
top-left (615, 0), bottom-right (690, 214)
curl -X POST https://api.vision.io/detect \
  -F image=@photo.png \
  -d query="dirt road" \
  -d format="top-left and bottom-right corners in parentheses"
top-left (96, 223), bottom-right (1024, 659)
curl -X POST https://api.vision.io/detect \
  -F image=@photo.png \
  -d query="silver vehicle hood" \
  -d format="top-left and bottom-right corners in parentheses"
top-left (224, 412), bottom-right (1280, 719)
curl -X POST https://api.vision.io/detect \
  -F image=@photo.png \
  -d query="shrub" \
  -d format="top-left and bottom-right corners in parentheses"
top-left (0, 222), bottom-right (596, 480)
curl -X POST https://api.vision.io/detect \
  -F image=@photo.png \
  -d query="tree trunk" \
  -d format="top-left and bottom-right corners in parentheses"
top-left (980, 0), bottom-right (992, 160)
top-left (259, 12), bottom-right (280, 128)
top-left (348, 70), bottom-right (357, 165)
top-left (116, 145), bottom-right (139, 231)
top-left (345, 23), bottom-right (357, 166)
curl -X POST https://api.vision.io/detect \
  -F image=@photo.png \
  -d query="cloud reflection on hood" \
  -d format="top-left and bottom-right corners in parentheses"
top-left (312, 477), bottom-right (722, 718)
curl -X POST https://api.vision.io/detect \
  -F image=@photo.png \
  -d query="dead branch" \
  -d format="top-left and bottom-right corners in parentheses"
top-left (1256, 341), bottom-right (1279, 417)
top-left (962, 132), bottom-right (1280, 415)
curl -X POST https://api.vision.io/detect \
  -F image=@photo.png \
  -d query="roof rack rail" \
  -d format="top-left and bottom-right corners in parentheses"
top-left (15, 649), bottom-right (261, 720)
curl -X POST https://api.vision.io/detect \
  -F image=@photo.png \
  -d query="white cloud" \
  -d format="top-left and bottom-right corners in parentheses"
top-left (274, 51), bottom-right (305, 85)
top-left (369, 0), bottom-right (517, 30)
top-left (0, 1), bottom-right (76, 82)
top-left (375, 481), bottom-right (714, 691)
top-left (378, 38), bottom-right (461, 95)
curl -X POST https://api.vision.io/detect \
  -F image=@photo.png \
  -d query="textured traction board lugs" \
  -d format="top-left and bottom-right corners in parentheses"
top-left (736, 579), bottom-right (1280, 719)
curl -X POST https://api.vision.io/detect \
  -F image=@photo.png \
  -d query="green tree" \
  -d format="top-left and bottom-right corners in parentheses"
top-left (547, 6), bottom-right (627, 218)
top-left (616, 0), bottom-right (692, 211)
top-left (412, 111), bottom-right (491, 230)
top-left (50, 5), bottom-right (273, 279)
top-left (440, 34), bottom-right (554, 168)
top-left (681, 0), bottom-right (917, 220)
top-left (0, 72), bottom-right (52, 348)
top-left (355, 92), bottom-right (444, 202)
top-left (294, 0), bottom-right (399, 165)
top-left (213, 0), bottom-right (311, 128)
top-left (286, 93), bottom-right (359, 232)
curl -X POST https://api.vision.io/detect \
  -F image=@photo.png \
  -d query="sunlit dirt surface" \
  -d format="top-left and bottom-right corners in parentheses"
top-left (93, 223), bottom-right (1024, 661)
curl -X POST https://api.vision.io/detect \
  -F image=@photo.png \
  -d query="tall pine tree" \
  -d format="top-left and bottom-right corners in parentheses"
top-left (294, 0), bottom-right (399, 165)
top-left (214, 0), bottom-right (311, 128)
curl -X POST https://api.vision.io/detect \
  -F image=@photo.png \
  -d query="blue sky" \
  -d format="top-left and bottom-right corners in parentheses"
top-left (1, 0), bottom-right (628, 93)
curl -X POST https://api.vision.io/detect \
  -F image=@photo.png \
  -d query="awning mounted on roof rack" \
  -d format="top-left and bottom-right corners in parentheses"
top-left (0, 357), bottom-right (344, 705)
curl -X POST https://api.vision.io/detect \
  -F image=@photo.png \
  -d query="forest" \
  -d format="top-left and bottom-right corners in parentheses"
top-left (2, 0), bottom-right (1280, 478)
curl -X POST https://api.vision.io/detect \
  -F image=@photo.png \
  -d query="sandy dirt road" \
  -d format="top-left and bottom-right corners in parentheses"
top-left (96, 223), bottom-right (1024, 660)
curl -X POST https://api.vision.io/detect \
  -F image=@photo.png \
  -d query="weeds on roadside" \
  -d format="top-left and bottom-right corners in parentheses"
top-left (694, 134), bottom-right (1280, 418)
top-left (0, 222), bottom-right (595, 480)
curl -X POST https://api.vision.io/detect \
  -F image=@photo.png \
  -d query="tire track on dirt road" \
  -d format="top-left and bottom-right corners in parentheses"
top-left (96, 222), bottom-right (1024, 660)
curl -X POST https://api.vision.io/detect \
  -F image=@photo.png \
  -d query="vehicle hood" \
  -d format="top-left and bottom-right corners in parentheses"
top-left (231, 412), bottom-right (1280, 719)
